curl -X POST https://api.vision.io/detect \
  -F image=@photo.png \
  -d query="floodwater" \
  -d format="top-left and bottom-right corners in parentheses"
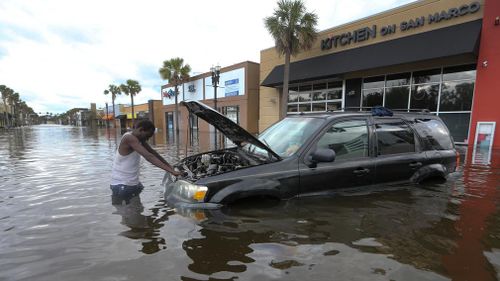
top-left (1, 125), bottom-right (500, 281)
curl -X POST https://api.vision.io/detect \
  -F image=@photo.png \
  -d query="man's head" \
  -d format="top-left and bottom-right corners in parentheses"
top-left (133, 120), bottom-right (156, 142)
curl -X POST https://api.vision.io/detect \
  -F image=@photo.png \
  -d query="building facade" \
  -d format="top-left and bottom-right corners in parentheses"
top-left (260, 0), bottom-right (500, 162)
top-left (161, 61), bottom-right (260, 150)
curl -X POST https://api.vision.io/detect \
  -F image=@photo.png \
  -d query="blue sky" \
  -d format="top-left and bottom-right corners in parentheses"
top-left (0, 0), bottom-right (415, 114)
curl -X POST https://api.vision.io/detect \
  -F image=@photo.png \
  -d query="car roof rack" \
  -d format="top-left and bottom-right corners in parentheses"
top-left (340, 107), bottom-right (432, 115)
top-left (292, 107), bottom-right (432, 116)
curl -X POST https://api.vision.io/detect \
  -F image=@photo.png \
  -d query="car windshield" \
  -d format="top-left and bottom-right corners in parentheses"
top-left (244, 117), bottom-right (324, 158)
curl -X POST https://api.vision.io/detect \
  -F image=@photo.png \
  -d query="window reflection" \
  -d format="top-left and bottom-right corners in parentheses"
top-left (327, 102), bottom-right (341, 111)
top-left (317, 120), bottom-right (369, 160)
top-left (327, 89), bottom-right (342, 100)
top-left (410, 84), bottom-right (439, 111)
top-left (299, 92), bottom-right (311, 102)
top-left (312, 103), bottom-right (326, 112)
top-left (298, 104), bottom-right (311, 112)
top-left (288, 93), bottom-right (299, 103)
top-left (287, 81), bottom-right (342, 113)
top-left (375, 120), bottom-right (415, 155)
top-left (386, 73), bottom-right (410, 87)
top-left (440, 81), bottom-right (474, 111)
top-left (363, 76), bottom-right (385, 89)
top-left (362, 89), bottom-right (383, 107)
top-left (443, 65), bottom-right (476, 81)
top-left (412, 68), bottom-right (441, 84)
top-left (286, 65), bottom-right (476, 143)
top-left (438, 113), bottom-right (471, 143)
top-left (385, 87), bottom-right (410, 109)
top-left (312, 91), bottom-right (326, 101)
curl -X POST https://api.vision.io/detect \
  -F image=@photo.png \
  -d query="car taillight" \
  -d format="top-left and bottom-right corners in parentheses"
top-left (455, 151), bottom-right (460, 172)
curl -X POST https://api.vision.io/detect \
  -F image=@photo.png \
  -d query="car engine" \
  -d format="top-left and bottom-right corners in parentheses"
top-left (175, 148), bottom-right (267, 181)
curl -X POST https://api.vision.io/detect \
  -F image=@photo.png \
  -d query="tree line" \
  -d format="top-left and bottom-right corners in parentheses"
top-left (0, 85), bottom-right (39, 128)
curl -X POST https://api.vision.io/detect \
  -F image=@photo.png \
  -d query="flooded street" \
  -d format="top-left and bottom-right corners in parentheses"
top-left (1, 125), bottom-right (500, 281)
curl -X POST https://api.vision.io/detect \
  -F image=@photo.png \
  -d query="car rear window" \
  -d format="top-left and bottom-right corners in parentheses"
top-left (412, 118), bottom-right (454, 150)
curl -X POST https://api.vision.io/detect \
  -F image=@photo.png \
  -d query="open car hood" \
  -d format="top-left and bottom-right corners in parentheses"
top-left (181, 100), bottom-right (281, 160)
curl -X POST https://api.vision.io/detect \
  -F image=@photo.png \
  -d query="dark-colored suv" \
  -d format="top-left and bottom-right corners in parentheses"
top-left (163, 101), bottom-right (459, 208)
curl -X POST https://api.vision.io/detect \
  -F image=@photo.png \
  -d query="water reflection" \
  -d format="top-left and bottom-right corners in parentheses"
top-left (112, 194), bottom-right (173, 254)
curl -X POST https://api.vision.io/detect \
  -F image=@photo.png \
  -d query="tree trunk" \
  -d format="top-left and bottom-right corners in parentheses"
top-left (3, 100), bottom-right (8, 127)
top-left (174, 85), bottom-right (179, 143)
top-left (112, 98), bottom-right (116, 128)
top-left (280, 50), bottom-right (291, 120)
top-left (131, 94), bottom-right (135, 128)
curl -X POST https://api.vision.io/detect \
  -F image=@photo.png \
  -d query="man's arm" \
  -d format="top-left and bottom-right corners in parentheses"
top-left (125, 135), bottom-right (180, 176)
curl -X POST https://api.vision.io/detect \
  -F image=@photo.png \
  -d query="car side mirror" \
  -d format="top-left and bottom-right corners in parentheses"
top-left (309, 148), bottom-right (336, 168)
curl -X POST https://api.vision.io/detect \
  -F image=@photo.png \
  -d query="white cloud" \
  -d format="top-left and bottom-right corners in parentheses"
top-left (0, 0), bottom-right (416, 114)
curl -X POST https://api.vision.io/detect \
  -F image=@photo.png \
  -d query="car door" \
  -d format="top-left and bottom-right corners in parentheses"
top-left (372, 117), bottom-right (427, 184)
top-left (298, 117), bottom-right (375, 195)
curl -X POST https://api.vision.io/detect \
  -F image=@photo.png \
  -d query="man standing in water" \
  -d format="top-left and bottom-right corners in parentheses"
top-left (110, 120), bottom-right (180, 202)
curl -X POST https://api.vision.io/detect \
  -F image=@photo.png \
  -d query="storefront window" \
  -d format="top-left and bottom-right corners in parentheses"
top-left (362, 88), bottom-right (383, 107)
top-left (443, 65), bottom-right (476, 81)
top-left (386, 73), bottom-right (410, 87)
top-left (312, 91), bottom-right (326, 101)
top-left (298, 104), bottom-right (311, 112)
top-left (287, 104), bottom-right (298, 112)
top-left (385, 86), bottom-right (409, 109)
top-left (327, 89), bottom-right (342, 100)
top-left (298, 92), bottom-right (311, 102)
top-left (438, 113), bottom-right (471, 143)
top-left (327, 102), bottom-right (342, 111)
top-left (363, 76), bottom-right (385, 89)
top-left (299, 84), bottom-right (312, 91)
top-left (188, 113), bottom-right (199, 145)
top-left (412, 68), bottom-right (441, 84)
top-left (312, 103), bottom-right (326, 112)
top-left (439, 81), bottom-right (474, 111)
top-left (287, 81), bottom-right (343, 114)
top-left (410, 84), bottom-right (439, 111)
top-left (313, 83), bottom-right (327, 90)
top-left (284, 64), bottom-right (475, 144)
top-left (223, 106), bottom-right (239, 124)
top-left (288, 93), bottom-right (299, 103)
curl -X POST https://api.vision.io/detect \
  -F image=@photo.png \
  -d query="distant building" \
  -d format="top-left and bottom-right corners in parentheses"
top-left (160, 61), bottom-right (260, 149)
top-left (75, 109), bottom-right (90, 127)
top-left (115, 101), bottom-right (163, 132)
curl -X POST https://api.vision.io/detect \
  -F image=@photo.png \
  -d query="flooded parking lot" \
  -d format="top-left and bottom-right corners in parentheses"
top-left (1, 125), bottom-right (500, 281)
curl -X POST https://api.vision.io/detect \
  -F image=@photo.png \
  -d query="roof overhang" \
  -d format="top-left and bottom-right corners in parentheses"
top-left (261, 19), bottom-right (482, 87)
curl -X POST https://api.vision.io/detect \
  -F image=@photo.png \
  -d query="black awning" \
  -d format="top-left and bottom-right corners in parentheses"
top-left (261, 19), bottom-right (482, 87)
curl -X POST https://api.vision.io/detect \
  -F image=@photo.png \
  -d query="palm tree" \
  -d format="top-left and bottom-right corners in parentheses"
top-left (1, 86), bottom-right (13, 127)
top-left (120, 80), bottom-right (141, 127)
top-left (9, 92), bottom-right (20, 127)
top-left (264, 0), bottom-right (318, 119)
top-left (159, 57), bottom-right (191, 139)
top-left (104, 84), bottom-right (121, 128)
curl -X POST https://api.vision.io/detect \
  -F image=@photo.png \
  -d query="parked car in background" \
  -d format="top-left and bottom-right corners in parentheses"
top-left (163, 101), bottom-right (459, 208)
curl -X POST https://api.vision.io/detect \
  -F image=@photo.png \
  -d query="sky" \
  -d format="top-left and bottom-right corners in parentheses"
top-left (0, 0), bottom-right (416, 114)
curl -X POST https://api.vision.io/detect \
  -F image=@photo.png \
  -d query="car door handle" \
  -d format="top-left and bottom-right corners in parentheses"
top-left (353, 168), bottom-right (370, 175)
top-left (409, 162), bottom-right (422, 169)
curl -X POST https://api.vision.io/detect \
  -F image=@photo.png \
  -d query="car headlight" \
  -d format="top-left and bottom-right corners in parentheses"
top-left (172, 180), bottom-right (208, 203)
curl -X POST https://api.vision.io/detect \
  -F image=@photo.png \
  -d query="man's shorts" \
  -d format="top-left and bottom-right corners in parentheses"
top-left (110, 183), bottom-right (144, 204)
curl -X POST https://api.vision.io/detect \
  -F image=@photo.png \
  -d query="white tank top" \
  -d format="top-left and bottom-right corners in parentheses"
top-left (111, 133), bottom-right (141, 185)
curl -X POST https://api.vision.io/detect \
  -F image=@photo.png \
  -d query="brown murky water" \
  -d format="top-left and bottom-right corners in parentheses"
top-left (1, 125), bottom-right (499, 281)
